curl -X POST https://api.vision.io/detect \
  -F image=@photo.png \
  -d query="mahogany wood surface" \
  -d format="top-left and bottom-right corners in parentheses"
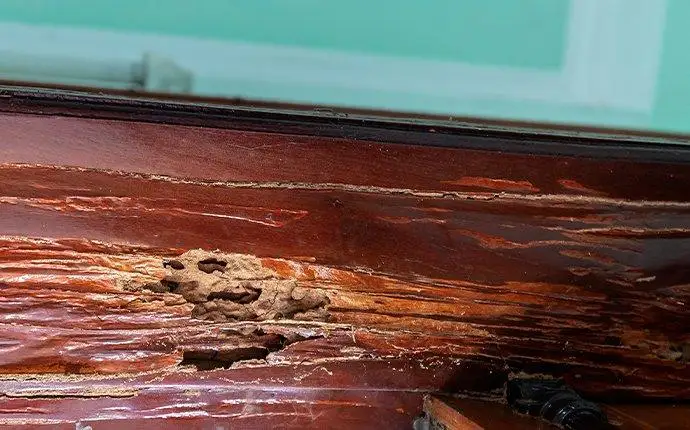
top-left (0, 93), bottom-right (689, 428)
top-left (603, 404), bottom-right (690, 429)
top-left (424, 396), bottom-right (690, 429)
top-left (423, 396), bottom-right (549, 429)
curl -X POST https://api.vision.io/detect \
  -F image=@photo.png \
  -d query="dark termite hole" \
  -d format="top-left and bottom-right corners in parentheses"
top-left (198, 258), bottom-right (228, 274)
top-left (143, 279), bottom-right (180, 293)
top-left (163, 259), bottom-right (185, 270)
top-left (180, 330), bottom-right (325, 371)
top-left (180, 347), bottom-right (269, 370)
top-left (208, 285), bottom-right (262, 304)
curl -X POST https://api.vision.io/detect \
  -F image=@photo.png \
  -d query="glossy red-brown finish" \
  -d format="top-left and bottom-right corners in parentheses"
top-left (2, 113), bottom-right (690, 202)
top-left (0, 388), bottom-right (422, 429)
top-left (603, 404), bottom-right (690, 429)
top-left (423, 397), bottom-right (690, 429)
top-left (424, 396), bottom-right (548, 429)
top-left (1, 101), bottom-right (690, 428)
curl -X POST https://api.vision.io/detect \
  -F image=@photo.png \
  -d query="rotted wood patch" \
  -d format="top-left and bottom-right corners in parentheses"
top-left (140, 250), bottom-right (330, 323)
top-left (0, 235), bottom-right (689, 403)
top-left (135, 249), bottom-right (331, 370)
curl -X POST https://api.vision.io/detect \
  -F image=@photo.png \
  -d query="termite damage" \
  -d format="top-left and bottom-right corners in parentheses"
top-left (142, 250), bottom-right (330, 322)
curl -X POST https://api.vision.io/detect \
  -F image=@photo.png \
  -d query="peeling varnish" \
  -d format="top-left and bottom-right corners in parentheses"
top-left (5, 163), bottom-right (690, 208)
top-left (559, 249), bottom-right (618, 265)
top-left (0, 419), bottom-right (65, 425)
top-left (377, 216), bottom-right (447, 225)
top-left (442, 176), bottom-right (540, 193)
top-left (454, 229), bottom-right (585, 250)
top-left (557, 179), bottom-right (607, 196)
top-left (1, 233), bottom-right (689, 400)
top-left (0, 196), bottom-right (308, 228)
top-left (3, 387), bottom-right (138, 398)
top-left (567, 227), bottom-right (690, 239)
top-left (619, 330), bottom-right (690, 364)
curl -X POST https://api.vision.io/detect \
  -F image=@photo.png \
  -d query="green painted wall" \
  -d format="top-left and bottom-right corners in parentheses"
top-left (0, 0), bottom-right (568, 68)
top-left (653, 0), bottom-right (690, 134)
top-left (1, 0), bottom-right (688, 135)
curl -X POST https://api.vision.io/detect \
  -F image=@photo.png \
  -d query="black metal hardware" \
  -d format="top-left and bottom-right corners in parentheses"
top-left (507, 379), bottom-right (609, 429)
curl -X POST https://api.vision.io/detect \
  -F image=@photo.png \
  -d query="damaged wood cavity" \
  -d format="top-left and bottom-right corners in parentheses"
top-left (178, 326), bottom-right (325, 370)
top-left (141, 250), bottom-right (331, 323)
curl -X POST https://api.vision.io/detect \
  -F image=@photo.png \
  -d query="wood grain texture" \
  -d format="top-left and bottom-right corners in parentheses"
top-left (603, 404), bottom-right (690, 429)
top-left (423, 396), bottom-right (547, 429)
top-left (1, 103), bottom-right (690, 428)
top-left (0, 389), bottom-right (422, 429)
top-left (423, 397), bottom-right (690, 429)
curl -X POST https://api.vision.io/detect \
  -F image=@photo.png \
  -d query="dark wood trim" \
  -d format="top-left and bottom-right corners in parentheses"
top-left (423, 396), bottom-right (546, 429)
top-left (1, 85), bottom-right (690, 162)
top-left (1, 88), bottom-right (690, 428)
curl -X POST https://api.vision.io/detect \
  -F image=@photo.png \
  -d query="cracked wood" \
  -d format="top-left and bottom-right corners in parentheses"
top-left (0, 109), bottom-right (689, 428)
